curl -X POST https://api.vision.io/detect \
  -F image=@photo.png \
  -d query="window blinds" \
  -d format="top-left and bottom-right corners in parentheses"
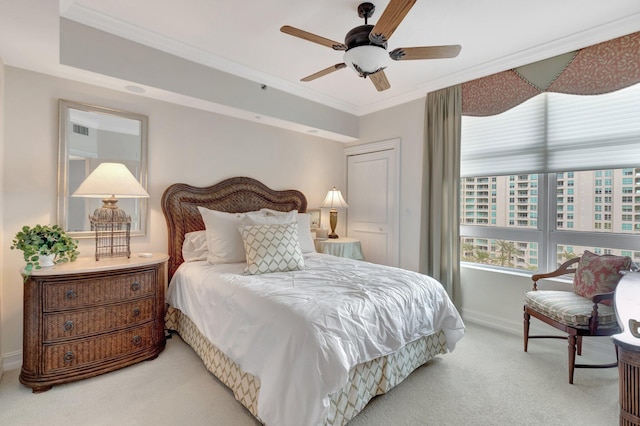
top-left (461, 83), bottom-right (640, 177)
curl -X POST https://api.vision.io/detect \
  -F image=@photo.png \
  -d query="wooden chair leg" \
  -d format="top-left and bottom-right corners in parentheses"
top-left (523, 310), bottom-right (530, 352)
top-left (568, 335), bottom-right (577, 384)
top-left (577, 335), bottom-right (583, 356)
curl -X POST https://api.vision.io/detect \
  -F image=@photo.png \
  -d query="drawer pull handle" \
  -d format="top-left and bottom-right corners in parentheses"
top-left (65, 290), bottom-right (77, 300)
top-left (132, 308), bottom-right (141, 317)
top-left (132, 335), bottom-right (142, 346)
top-left (63, 351), bottom-right (75, 363)
top-left (131, 282), bottom-right (141, 291)
top-left (63, 321), bottom-right (74, 332)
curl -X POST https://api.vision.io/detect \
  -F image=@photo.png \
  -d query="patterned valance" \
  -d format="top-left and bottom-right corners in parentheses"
top-left (462, 31), bottom-right (640, 116)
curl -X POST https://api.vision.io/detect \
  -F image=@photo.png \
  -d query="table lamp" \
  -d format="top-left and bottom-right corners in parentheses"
top-left (320, 187), bottom-right (349, 239)
top-left (72, 162), bottom-right (149, 260)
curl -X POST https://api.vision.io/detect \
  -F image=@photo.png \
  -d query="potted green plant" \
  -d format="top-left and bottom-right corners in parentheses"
top-left (10, 224), bottom-right (80, 277)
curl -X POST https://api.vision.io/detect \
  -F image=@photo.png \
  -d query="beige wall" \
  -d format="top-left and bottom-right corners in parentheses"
top-left (352, 98), bottom-right (426, 272)
top-left (0, 67), bottom-right (346, 369)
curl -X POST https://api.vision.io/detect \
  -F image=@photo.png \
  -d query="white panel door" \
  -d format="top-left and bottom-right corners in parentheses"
top-left (346, 146), bottom-right (398, 266)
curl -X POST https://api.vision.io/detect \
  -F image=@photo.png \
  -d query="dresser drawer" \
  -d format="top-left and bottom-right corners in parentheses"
top-left (43, 297), bottom-right (155, 342)
top-left (43, 270), bottom-right (155, 311)
top-left (42, 323), bottom-right (155, 374)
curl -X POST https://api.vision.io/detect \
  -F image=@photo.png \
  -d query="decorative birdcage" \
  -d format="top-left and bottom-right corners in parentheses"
top-left (90, 206), bottom-right (131, 260)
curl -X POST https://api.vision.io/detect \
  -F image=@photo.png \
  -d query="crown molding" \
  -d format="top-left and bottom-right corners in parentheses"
top-left (61, 5), bottom-right (640, 118)
top-left (61, 4), bottom-right (361, 115)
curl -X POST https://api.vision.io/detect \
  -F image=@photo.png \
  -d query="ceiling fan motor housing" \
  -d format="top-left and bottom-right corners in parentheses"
top-left (345, 25), bottom-right (386, 49)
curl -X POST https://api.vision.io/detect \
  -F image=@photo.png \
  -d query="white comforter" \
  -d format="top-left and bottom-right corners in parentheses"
top-left (167, 253), bottom-right (465, 426)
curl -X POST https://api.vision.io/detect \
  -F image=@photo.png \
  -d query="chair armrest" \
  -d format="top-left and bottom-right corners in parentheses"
top-left (591, 291), bottom-right (615, 304)
top-left (531, 257), bottom-right (580, 290)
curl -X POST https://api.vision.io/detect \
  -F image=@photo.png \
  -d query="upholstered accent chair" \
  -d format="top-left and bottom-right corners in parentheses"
top-left (524, 252), bottom-right (632, 384)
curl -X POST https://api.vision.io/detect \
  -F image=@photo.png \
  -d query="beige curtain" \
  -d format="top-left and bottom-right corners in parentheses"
top-left (420, 85), bottom-right (461, 305)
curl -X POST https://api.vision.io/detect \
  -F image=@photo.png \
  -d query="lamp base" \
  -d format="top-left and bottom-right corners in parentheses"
top-left (328, 210), bottom-right (339, 239)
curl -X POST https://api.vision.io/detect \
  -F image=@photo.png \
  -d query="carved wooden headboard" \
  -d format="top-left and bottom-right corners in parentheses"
top-left (161, 176), bottom-right (307, 280)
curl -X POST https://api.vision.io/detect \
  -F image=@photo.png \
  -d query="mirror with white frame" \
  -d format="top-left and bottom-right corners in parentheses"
top-left (57, 99), bottom-right (148, 238)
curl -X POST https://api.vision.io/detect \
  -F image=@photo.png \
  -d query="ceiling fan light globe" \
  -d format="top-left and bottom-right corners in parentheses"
top-left (343, 45), bottom-right (389, 76)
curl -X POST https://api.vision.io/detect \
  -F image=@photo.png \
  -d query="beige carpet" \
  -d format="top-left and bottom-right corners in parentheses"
top-left (0, 322), bottom-right (619, 425)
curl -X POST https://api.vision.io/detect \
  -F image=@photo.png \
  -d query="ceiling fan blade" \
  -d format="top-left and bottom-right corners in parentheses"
top-left (301, 63), bottom-right (347, 82)
top-left (369, 69), bottom-right (391, 92)
top-left (390, 45), bottom-right (462, 61)
top-left (369, 0), bottom-right (417, 44)
top-left (280, 25), bottom-right (347, 51)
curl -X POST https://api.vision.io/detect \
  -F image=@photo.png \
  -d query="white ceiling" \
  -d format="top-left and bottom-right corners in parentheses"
top-left (2, 0), bottom-right (640, 119)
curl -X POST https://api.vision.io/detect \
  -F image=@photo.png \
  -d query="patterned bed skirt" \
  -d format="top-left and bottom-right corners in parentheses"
top-left (165, 306), bottom-right (447, 425)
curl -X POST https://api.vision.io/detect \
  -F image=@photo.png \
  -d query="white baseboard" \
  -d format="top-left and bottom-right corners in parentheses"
top-left (461, 308), bottom-right (523, 336)
top-left (2, 350), bottom-right (22, 372)
top-left (461, 307), bottom-right (616, 356)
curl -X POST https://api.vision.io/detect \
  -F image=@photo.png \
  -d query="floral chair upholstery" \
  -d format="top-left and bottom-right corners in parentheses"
top-left (523, 252), bottom-right (632, 384)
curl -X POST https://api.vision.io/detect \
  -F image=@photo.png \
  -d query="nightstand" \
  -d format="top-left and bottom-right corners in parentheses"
top-left (20, 253), bottom-right (168, 393)
top-left (317, 237), bottom-right (364, 260)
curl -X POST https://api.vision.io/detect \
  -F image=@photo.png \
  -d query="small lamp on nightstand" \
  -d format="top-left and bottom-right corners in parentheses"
top-left (320, 187), bottom-right (349, 239)
top-left (72, 162), bottom-right (149, 260)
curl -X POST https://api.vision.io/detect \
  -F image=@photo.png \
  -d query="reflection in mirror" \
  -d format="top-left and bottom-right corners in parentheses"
top-left (58, 100), bottom-right (148, 238)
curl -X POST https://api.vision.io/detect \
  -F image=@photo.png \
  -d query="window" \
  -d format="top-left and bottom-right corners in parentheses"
top-left (460, 83), bottom-right (640, 272)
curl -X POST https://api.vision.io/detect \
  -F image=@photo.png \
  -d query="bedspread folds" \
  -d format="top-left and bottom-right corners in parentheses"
top-left (167, 252), bottom-right (465, 426)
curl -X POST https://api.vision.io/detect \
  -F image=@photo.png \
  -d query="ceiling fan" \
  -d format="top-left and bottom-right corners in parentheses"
top-left (280, 0), bottom-right (461, 91)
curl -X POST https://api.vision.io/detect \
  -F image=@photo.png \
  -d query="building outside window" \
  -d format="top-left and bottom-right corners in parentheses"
top-left (459, 83), bottom-right (640, 272)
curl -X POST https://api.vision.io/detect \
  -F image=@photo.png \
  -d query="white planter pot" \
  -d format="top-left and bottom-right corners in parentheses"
top-left (38, 254), bottom-right (56, 267)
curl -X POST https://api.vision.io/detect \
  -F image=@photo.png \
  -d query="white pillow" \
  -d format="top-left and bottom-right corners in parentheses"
top-left (182, 230), bottom-right (208, 262)
top-left (197, 206), bottom-right (250, 264)
top-left (258, 209), bottom-right (316, 254)
top-left (239, 222), bottom-right (305, 275)
top-left (294, 213), bottom-right (316, 253)
top-left (248, 210), bottom-right (297, 225)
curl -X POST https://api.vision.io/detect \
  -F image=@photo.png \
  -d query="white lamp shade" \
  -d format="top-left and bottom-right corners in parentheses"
top-left (343, 45), bottom-right (389, 75)
top-left (72, 162), bottom-right (149, 198)
top-left (320, 187), bottom-right (349, 209)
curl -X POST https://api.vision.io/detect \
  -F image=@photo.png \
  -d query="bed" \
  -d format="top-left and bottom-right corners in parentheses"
top-left (161, 176), bottom-right (465, 426)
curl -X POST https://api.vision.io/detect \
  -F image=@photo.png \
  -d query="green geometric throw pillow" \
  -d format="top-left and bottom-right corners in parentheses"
top-left (239, 222), bottom-right (304, 275)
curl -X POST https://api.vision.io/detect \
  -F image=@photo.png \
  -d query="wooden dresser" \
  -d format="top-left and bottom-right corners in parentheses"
top-left (20, 254), bottom-right (168, 393)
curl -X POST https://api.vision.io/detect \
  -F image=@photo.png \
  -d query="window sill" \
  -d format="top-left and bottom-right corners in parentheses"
top-left (461, 262), bottom-right (532, 278)
top-left (461, 262), bottom-right (573, 285)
